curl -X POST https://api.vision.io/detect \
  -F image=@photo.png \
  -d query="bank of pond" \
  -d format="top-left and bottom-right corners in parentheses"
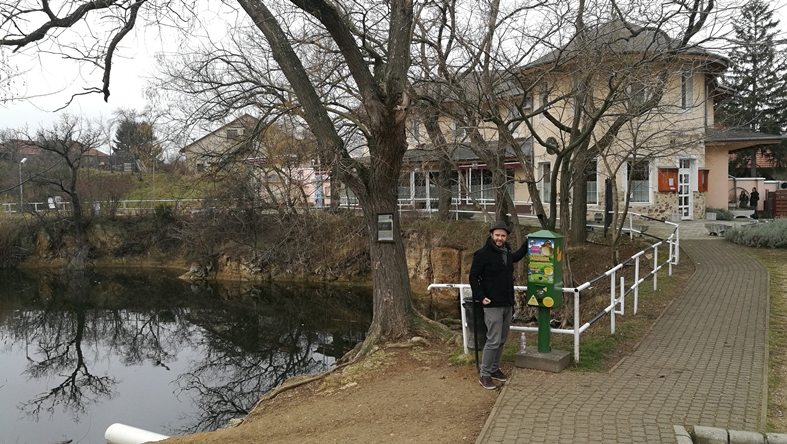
top-left (0, 268), bottom-right (455, 444)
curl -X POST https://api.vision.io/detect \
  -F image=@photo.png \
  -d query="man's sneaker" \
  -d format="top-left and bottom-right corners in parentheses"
top-left (479, 375), bottom-right (497, 390)
top-left (490, 369), bottom-right (507, 382)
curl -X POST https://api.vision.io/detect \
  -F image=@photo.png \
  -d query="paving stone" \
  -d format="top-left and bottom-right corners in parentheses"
top-left (694, 425), bottom-right (728, 444)
top-left (766, 433), bottom-right (787, 444)
top-left (728, 429), bottom-right (764, 444)
top-left (475, 233), bottom-right (768, 443)
top-left (674, 425), bottom-right (694, 444)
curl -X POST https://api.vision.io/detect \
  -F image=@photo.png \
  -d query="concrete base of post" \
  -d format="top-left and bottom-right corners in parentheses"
top-left (513, 348), bottom-right (571, 372)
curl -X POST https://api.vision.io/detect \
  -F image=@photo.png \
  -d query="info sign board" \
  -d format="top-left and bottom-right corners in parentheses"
top-left (526, 230), bottom-right (563, 309)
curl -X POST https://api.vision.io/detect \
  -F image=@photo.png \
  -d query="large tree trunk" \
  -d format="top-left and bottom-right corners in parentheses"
top-left (240, 0), bottom-right (419, 352)
top-left (569, 147), bottom-right (591, 245)
top-left (355, 128), bottom-right (416, 346)
top-left (437, 154), bottom-right (453, 221)
top-left (423, 109), bottom-right (455, 221)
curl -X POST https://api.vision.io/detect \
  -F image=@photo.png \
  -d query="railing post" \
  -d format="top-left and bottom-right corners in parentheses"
top-left (668, 239), bottom-right (673, 276)
top-left (634, 256), bottom-right (640, 314)
top-left (459, 286), bottom-right (469, 355)
top-left (653, 244), bottom-right (659, 291)
top-left (574, 290), bottom-right (580, 362)
top-left (610, 270), bottom-right (616, 334)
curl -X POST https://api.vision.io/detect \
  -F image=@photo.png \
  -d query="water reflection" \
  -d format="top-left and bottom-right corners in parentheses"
top-left (0, 270), bottom-right (372, 443)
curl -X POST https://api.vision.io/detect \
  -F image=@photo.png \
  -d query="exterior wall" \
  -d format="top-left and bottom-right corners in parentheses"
top-left (182, 116), bottom-right (257, 173)
top-left (705, 146), bottom-right (731, 209)
top-left (512, 166), bottom-right (532, 203)
top-left (624, 192), bottom-right (706, 220)
top-left (297, 167), bottom-right (332, 207)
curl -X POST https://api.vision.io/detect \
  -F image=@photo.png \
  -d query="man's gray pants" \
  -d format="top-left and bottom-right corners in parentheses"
top-left (481, 305), bottom-right (512, 377)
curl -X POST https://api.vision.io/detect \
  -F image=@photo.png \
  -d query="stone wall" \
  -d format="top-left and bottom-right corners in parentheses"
top-left (405, 236), bottom-right (472, 301)
top-left (629, 191), bottom-right (706, 220)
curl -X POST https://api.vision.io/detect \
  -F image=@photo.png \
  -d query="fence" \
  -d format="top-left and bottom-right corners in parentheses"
top-left (427, 218), bottom-right (679, 362)
top-left (2, 199), bottom-right (205, 215)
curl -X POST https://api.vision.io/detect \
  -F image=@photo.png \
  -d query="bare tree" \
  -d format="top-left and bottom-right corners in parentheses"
top-left (18, 116), bottom-right (105, 255)
top-left (1, 0), bottom-right (421, 352)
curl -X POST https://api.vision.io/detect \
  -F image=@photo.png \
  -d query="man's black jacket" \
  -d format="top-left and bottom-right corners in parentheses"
top-left (468, 237), bottom-right (527, 307)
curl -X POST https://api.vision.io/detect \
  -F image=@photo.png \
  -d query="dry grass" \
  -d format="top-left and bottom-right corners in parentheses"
top-left (749, 248), bottom-right (787, 432)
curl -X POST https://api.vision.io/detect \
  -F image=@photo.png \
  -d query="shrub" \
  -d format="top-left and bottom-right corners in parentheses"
top-left (0, 217), bottom-right (31, 267)
top-left (725, 219), bottom-right (787, 248)
top-left (706, 207), bottom-right (733, 221)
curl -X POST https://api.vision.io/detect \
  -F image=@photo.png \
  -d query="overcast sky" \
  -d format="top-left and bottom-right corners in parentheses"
top-left (1, 2), bottom-right (785, 144)
top-left (0, 23), bottom-right (163, 130)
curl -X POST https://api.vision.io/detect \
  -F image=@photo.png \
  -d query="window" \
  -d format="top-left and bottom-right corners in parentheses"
top-left (469, 169), bottom-right (494, 201)
top-left (628, 80), bottom-right (650, 109)
top-left (680, 71), bottom-right (693, 109)
top-left (586, 158), bottom-right (598, 205)
top-left (540, 162), bottom-right (551, 203)
top-left (226, 129), bottom-right (239, 138)
top-left (627, 159), bottom-right (650, 204)
top-left (450, 120), bottom-right (466, 141)
top-left (414, 171), bottom-right (428, 199)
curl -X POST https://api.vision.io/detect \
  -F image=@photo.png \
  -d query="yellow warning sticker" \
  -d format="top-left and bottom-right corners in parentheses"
top-left (528, 295), bottom-right (539, 306)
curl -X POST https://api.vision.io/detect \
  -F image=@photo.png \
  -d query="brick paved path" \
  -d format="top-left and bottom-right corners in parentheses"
top-left (476, 240), bottom-right (769, 443)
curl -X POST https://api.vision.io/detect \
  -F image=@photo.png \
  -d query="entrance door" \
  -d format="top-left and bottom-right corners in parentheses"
top-left (678, 159), bottom-right (692, 220)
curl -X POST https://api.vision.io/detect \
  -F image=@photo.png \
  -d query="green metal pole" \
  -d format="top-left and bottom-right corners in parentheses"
top-left (538, 306), bottom-right (551, 353)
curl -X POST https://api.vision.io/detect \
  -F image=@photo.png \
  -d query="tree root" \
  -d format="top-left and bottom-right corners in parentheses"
top-left (246, 312), bottom-right (455, 422)
top-left (249, 359), bottom-right (355, 415)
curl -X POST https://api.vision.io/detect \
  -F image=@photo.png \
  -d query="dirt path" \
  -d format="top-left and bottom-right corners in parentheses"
top-left (162, 342), bottom-right (497, 444)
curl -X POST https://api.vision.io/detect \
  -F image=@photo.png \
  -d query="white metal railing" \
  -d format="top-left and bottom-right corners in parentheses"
top-left (428, 220), bottom-right (679, 362)
top-left (2, 199), bottom-right (204, 214)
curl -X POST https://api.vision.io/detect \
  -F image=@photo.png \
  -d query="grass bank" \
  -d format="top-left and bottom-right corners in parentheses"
top-left (751, 248), bottom-right (787, 432)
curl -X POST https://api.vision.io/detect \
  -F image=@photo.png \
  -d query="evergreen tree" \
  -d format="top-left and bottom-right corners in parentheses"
top-left (721, 0), bottom-right (787, 177)
top-left (111, 111), bottom-right (157, 172)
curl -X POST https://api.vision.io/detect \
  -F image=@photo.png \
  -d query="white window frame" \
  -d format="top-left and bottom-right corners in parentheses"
top-left (450, 120), bottom-right (466, 141)
top-left (625, 159), bottom-right (652, 205)
top-left (586, 157), bottom-right (599, 205)
top-left (680, 71), bottom-right (694, 110)
top-left (627, 81), bottom-right (651, 109)
top-left (540, 162), bottom-right (551, 203)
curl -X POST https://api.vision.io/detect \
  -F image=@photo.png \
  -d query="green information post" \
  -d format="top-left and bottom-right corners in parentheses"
top-left (526, 230), bottom-right (563, 352)
top-left (515, 229), bottom-right (572, 372)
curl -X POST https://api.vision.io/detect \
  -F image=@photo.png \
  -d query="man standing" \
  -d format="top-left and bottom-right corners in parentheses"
top-left (469, 220), bottom-right (527, 390)
top-left (750, 187), bottom-right (760, 219)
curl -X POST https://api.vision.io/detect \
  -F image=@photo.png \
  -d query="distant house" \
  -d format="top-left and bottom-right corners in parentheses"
top-left (0, 139), bottom-right (108, 168)
top-left (728, 143), bottom-right (787, 181)
top-left (0, 139), bottom-right (39, 163)
top-left (180, 114), bottom-right (260, 173)
top-left (180, 115), bottom-right (333, 208)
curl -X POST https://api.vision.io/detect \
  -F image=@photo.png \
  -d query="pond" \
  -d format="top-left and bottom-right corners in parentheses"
top-left (0, 269), bottom-right (379, 444)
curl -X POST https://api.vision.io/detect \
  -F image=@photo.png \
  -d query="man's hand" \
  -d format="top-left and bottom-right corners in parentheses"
top-left (482, 297), bottom-right (491, 305)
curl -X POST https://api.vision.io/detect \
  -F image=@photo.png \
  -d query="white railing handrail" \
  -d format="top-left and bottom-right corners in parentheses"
top-left (2, 198), bottom-right (205, 214)
top-left (428, 221), bottom-right (679, 362)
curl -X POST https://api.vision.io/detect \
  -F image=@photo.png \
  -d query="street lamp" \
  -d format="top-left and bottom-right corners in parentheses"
top-left (19, 157), bottom-right (27, 213)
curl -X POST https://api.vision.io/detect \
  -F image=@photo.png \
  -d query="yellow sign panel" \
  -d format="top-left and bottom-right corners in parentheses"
top-left (528, 295), bottom-right (539, 306)
top-left (543, 297), bottom-right (554, 308)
